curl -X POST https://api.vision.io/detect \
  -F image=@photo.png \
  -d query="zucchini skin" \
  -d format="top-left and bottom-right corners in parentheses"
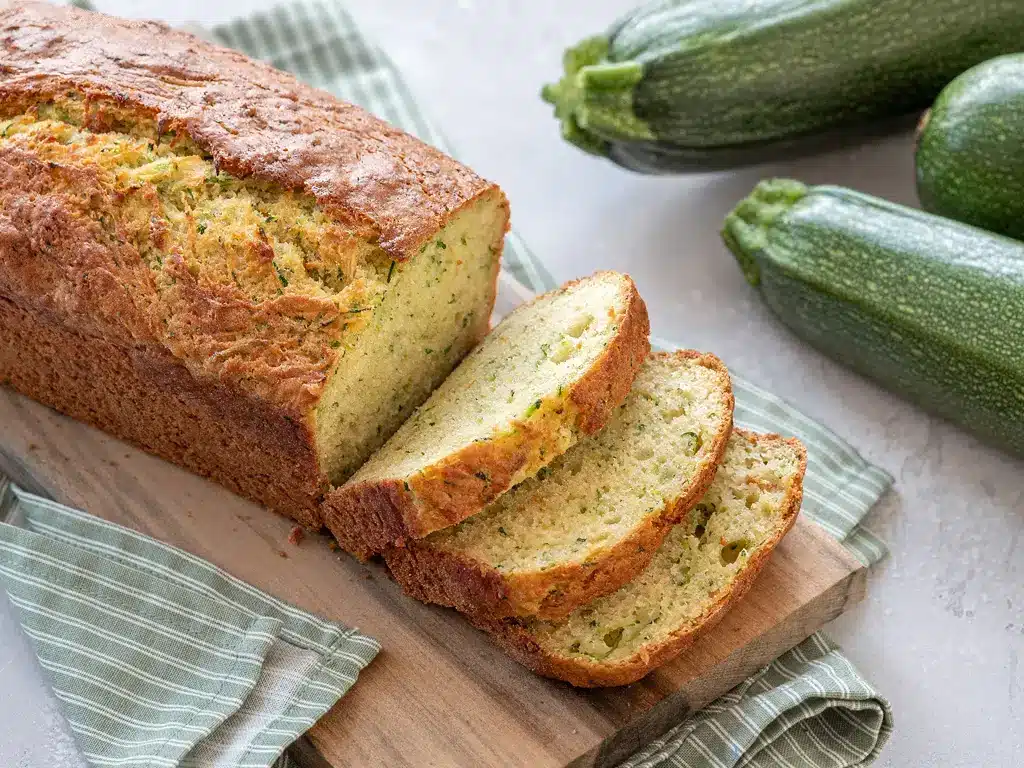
top-left (916, 54), bottom-right (1024, 240)
top-left (544, 0), bottom-right (1024, 172)
top-left (723, 180), bottom-right (1024, 456)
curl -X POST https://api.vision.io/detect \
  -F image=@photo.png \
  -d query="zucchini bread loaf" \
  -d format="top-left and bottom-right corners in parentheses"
top-left (0, 3), bottom-right (509, 527)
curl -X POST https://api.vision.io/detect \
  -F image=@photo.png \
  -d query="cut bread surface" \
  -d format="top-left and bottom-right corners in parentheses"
top-left (385, 351), bottom-right (734, 620)
top-left (323, 271), bottom-right (650, 557)
top-left (484, 430), bottom-right (806, 687)
top-left (314, 195), bottom-right (505, 484)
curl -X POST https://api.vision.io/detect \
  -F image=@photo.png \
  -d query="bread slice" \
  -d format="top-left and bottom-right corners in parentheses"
top-left (323, 272), bottom-right (650, 557)
top-left (479, 430), bottom-right (806, 687)
top-left (385, 351), bottom-right (735, 620)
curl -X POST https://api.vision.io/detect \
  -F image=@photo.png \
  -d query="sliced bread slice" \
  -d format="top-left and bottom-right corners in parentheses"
top-left (323, 271), bottom-right (650, 558)
top-left (384, 351), bottom-right (734, 620)
top-left (478, 430), bottom-right (806, 687)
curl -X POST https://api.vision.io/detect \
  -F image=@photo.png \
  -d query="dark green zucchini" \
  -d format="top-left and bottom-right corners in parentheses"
top-left (916, 54), bottom-right (1024, 240)
top-left (722, 180), bottom-right (1024, 456)
top-left (542, 0), bottom-right (1024, 172)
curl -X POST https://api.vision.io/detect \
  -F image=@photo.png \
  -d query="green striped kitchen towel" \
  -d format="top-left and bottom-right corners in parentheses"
top-left (210, 3), bottom-right (894, 766)
top-left (0, 477), bottom-right (378, 768)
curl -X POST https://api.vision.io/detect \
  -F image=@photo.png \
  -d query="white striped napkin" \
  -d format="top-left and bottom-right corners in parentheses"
top-left (0, 478), bottom-right (378, 768)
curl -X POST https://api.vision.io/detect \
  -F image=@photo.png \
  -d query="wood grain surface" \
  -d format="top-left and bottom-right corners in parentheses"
top-left (0, 386), bottom-right (866, 768)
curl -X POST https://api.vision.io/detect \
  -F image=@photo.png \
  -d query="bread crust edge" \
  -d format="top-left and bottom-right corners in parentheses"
top-left (0, 294), bottom-right (327, 529)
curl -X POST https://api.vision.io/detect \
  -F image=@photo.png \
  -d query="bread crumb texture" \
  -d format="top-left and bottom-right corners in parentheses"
top-left (348, 271), bottom-right (634, 486)
top-left (528, 431), bottom-right (803, 662)
top-left (428, 351), bottom-right (732, 578)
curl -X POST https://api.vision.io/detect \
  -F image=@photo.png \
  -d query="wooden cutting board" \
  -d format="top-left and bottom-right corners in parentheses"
top-left (0, 386), bottom-right (866, 768)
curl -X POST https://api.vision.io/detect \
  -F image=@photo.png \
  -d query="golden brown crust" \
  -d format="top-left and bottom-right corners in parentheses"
top-left (0, 2), bottom-right (497, 259)
top-left (563, 274), bottom-right (651, 434)
top-left (0, 139), bottom-right (321, 417)
top-left (0, 294), bottom-right (324, 528)
top-left (479, 431), bottom-right (808, 687)
top-left (321, 273), bottom-right (651, 558)
top-left (383, 350), bottom-right (735, 620)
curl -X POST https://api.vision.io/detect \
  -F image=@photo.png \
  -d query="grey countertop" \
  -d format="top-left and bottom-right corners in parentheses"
top-left (2, 2), bottom-right (1021, 766)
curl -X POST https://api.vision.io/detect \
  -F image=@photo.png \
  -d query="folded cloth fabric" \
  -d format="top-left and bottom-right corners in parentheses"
top-left (619, 634), bottom-right (892, 768)
top-left (0, 477), bottom-right (379, 768)
top-left (209, 3), bottom-right (895, 766)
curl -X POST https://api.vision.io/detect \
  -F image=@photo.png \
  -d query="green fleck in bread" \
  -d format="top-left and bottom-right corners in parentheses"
top-left (479, 430), bottom-right (806, 687)
top-left (323, 271), bottom-right (650, 557)
top-left (385, 351), bottom-right (734, 619)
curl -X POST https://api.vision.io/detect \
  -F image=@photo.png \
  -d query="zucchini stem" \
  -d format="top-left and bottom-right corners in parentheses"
top-left (721, 179), bottom-right (809, 286)
top-left (542, 35), bottom-right (655, 156)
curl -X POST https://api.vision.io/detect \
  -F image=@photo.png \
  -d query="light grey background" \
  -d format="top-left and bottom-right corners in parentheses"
top-left (2, 1), bottom-right (1021, 766)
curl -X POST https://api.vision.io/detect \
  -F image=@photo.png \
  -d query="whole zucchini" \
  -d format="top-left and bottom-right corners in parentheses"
top-left (542, 0), bottom-right (1024, 172)
top-left (722, 180), bottom-right (1024, 456)
top-left (916, 54), bottom-right (1024, 240)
